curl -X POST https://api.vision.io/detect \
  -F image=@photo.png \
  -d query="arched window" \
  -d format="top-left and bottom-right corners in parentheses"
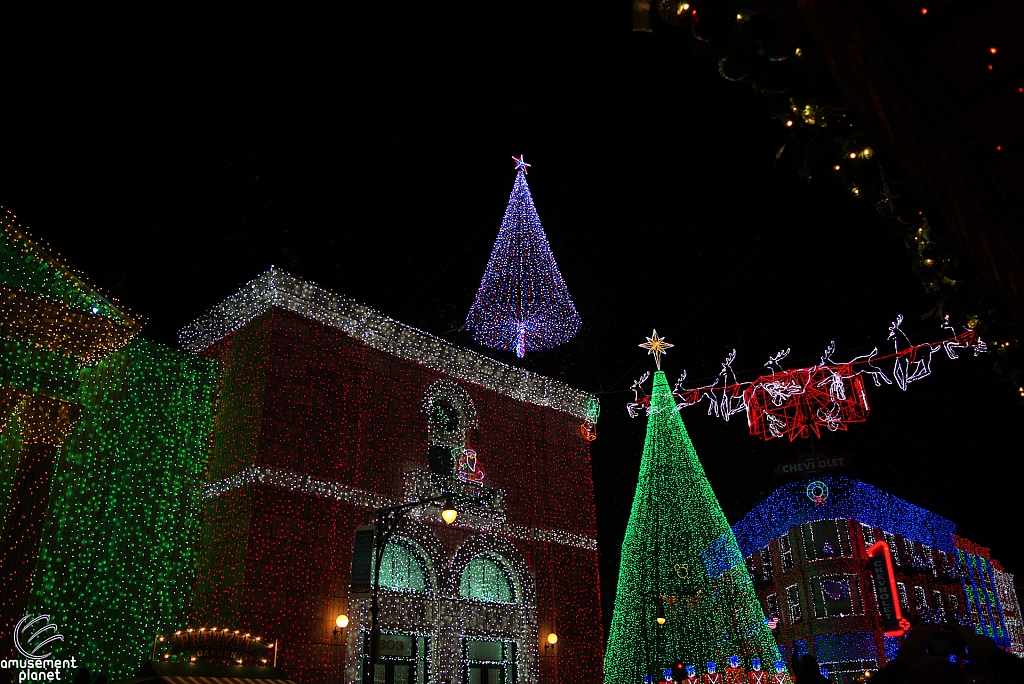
top-left (379, 540), bottom-right (430, 594)
top-left (424, 380), bottom-right (477, 448)
top-left (460, 555), bottom-right (515, 603)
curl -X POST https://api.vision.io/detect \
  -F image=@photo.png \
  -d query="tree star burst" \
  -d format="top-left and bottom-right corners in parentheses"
top-left (512, 154), bottom-right (531, 174)
top-left (639, 329), bottom-right (673, 370)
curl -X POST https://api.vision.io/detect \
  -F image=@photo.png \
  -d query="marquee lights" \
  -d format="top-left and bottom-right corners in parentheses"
top-left (628, 316), bottom-right (984, 441)
top-left (465, 157), bottom-right (581, 358)
top-left (178, 267), bottom-right (596, 422)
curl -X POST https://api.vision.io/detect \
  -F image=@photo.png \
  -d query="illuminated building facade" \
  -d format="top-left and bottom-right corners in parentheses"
top-left (1, 210), bottom-right (216, 679)
top-left (184, 268), bottom-right (603, 684)
top-left (733, 477), bottom-right (1023, 682)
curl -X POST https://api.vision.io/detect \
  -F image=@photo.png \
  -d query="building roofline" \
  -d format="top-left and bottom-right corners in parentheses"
top-left (732, 476), bottom-right (957, 556)
top-left (178, 267), bottom-right (597, 421)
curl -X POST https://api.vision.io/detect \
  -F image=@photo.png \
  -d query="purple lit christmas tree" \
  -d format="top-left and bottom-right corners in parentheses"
top-left (466, 156), bottom-right (581, 357)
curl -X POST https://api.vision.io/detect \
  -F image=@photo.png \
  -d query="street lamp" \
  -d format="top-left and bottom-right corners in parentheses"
top-left (365, 494), bottom-right (458, 682)
top-left (334, 613), bottom-right (349, 639)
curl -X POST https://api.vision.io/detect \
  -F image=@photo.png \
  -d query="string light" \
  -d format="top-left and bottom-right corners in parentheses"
top-left (187, 287), bottom-right (603, 681)
top-left (631, 316), bottom-right (984, 442)
top-left (25, 340), bottom-right (217, 680)
top-left (734, 477), bottom-right (1024, 663)
top-left (606, 369), bottom-right (785, 683)
top-left (465, 157), bottom-right (581, 358)
top-left (178, 267), bottom-right (596, 422)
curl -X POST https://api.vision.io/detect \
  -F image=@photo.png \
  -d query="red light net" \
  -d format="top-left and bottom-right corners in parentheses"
top-left (743, 366), bottom-right (870, 442)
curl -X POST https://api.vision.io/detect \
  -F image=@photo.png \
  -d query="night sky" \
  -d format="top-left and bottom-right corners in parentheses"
top-left (3, 13), bottom-right (1020, 633)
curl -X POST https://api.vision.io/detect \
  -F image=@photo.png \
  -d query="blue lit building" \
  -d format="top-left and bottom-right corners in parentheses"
top-left (733, 477), bottom-right (1023, 682)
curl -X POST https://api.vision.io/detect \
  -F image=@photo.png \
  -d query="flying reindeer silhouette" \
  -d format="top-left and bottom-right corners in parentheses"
top-left (759, 348), bottom-right (804, 407)
top-left (626, 371), bottom-right (651, 418)
top-left (888, 314), bottom-right (940, 390)
top-left (716, 350), bottom-right (747, 421)
top-left (817, 341), bottom-right (891, 401)
top-left (670, 370), bottom-right (722, 416)
top-left (939, 316), bottom-right (988, 359)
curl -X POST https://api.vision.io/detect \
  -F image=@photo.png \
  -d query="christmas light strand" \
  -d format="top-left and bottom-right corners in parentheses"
top-left (628, 316), bottom-right (985, 441)
top-left (178, 267), bottom-right (596, 422)
top-left (203, 465), bottom-right (597, 552)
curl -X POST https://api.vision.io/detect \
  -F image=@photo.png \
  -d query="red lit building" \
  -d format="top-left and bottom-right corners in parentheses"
top-left (733, 477), bottom-right (1022, 682)
top-left (181, 268), bottom-right (603, 684)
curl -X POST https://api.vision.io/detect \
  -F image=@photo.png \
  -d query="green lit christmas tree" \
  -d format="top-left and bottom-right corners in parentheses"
top-left (604, 331), bottom-right (785, 682)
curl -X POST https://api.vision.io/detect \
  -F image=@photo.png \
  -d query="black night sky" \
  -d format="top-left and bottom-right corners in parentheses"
top-left (2, 11), bottom-right (1020, 633)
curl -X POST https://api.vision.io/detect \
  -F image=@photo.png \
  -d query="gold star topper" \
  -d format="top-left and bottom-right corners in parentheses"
top-left (639, 329), bottom-right (673, 370)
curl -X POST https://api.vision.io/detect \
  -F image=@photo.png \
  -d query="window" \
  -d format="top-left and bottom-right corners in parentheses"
top-left (786, 584), bottom-right (802, 623)
top-left (762, 546), bottom-right (774, 581)
top-left (379, 540), bottom-right (430, 594)
top-left (779, 534), bottom-right (794, 573)
top-left (884, 532), bottom-right (901, 565)
top-left (801, 521), bottom-right (850, 561)
top-left (810, 575), bottom-right (863, 618)
top-left (766, 594), bottom-right (780, 619)
top-left (949, 594), bottom-right (959, 616)
top-left (914, 586), bottom-right (929, 613)
top-left (896, 583), bottom-right (909, 613)
top-left (932, 591), bottom-right (946, 621)
top-left (460, 555), bottom-right (515, 603)
top-left (860, 524), bottom-right (875, 548)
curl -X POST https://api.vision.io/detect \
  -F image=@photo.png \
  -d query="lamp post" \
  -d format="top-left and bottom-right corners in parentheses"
top-left (365, 494), bottom-right (457, 683)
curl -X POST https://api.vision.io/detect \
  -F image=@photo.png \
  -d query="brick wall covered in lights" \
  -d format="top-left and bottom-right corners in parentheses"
top-left (733, 477), bottom-right (1024, 680)
top-left (186, 270), bottom-right (603, 684)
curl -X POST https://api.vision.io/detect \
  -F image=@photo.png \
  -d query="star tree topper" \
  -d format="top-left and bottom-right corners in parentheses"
top-left (639, 329), bottom-right (673, 370)
top-left (512, 154), bottom-right (531, 174)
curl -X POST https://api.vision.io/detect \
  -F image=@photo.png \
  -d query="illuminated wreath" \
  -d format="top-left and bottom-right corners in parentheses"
top-left (805, 480), bottom-right (829, 506)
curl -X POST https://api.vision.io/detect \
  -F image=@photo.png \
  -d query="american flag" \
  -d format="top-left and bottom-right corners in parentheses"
top-left (764, 617), bottom-right (780, 630)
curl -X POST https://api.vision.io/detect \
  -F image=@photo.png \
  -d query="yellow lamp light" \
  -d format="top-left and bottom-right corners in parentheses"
top-left (441, 498), bottom-right (458, 525)
top-left (336, 614), bottom-right (349, 629)
top-left (547, 632), bottom-right (558, 645)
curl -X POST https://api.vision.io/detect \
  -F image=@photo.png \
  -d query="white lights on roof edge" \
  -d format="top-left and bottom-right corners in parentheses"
top-left (178, 267), bottom-right (597, 422)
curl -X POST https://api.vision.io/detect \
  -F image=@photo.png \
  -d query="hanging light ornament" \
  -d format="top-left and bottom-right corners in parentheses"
top-left (466, 156), bottom-right (581, 358)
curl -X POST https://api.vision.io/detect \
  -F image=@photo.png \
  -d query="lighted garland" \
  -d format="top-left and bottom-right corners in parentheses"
top-left (202, 464), bottom-right (597, 552)
top-left (465, 157), bottom-right (581, 358)
top-left (178, 267), bottom-right (596, 422)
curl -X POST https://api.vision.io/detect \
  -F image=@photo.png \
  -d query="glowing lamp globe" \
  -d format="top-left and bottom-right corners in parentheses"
top-left (336, 614), bottom-right (349, 629)
top-left (547, 632), bottom-right (558, 645)
top-left (441, 498), bottom-right (458, 525)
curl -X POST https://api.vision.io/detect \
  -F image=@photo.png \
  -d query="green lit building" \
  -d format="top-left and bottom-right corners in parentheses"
top-left (0, 210), bottom-right (217, 679)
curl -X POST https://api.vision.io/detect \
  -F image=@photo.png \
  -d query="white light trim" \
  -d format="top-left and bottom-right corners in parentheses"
top-left (179, 268), bottom-right (596, 421)
top-left (203, 465), bottom-right (597, 552)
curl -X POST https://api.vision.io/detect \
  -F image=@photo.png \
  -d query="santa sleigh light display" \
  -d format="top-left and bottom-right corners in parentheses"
top-left (629, 316), bottom-right (985, 442)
